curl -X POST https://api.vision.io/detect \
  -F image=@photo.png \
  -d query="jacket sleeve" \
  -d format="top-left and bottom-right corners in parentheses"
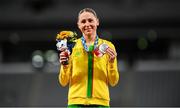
top-left (107, 43), bottom-right (119, 87)
top-left (58, 56), bottom-right (72, 87)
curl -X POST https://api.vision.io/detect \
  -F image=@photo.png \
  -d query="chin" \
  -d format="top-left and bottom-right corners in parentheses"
top-left (87, 31), bottom-right (93, 35)
top-left (87, 33), bottom-right (93, 36)
top-left (83, 32), bottom-right (90, 36)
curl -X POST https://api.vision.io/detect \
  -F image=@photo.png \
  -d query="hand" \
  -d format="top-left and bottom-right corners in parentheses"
top-left (106, 47), bottom-right (117, 63)
top-left (59, 49), bottom-right (70, 65)
top-left (59, 46), bottom-right (67, 52)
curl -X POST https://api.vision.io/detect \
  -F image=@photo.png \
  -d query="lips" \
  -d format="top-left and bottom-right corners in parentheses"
top-left (86, 29), bottom-right (92, 32)
top-left (84, 28), bottom-right (92, 32)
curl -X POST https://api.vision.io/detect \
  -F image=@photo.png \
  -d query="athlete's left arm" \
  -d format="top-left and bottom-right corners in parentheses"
top-left (106, 42), bottom-right (119, 86)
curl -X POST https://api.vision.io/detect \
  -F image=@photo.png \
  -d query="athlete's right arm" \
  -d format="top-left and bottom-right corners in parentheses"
top-left (58, 51), bottom-right (72, 87)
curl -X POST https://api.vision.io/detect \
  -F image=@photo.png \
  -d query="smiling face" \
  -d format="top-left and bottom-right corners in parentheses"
top-left (77, 11), bottom-right (99, 38)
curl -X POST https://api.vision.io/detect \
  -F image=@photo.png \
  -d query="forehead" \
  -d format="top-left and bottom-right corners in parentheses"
top-left (78, 12), bottom-right (97, 20)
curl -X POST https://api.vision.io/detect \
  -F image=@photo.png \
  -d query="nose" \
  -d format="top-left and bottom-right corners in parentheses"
top-left (84, 21), bottom-right (90, 27)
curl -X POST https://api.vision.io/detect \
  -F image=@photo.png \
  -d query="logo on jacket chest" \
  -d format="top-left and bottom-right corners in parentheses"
top-left (74, 51), bottom-right (81, 57)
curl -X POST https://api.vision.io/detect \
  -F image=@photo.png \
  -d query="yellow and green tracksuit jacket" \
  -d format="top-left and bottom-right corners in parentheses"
top-left (58, 38), bottom-right (119, 106)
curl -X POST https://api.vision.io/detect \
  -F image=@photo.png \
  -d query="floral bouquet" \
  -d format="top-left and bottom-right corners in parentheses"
top-left (56, 31), bottom-right (77, 65)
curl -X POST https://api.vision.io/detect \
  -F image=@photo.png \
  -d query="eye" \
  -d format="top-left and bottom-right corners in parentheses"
top-left (81, 19), bottom-right (86, 24)
top-left (88, 19), bottom-right (93, 23)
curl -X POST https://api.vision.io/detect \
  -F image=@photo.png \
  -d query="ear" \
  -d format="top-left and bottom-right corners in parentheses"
top-left (77, 21), bottom-right (80, 29)
top-left (96, 18), bottom-right (99, 26)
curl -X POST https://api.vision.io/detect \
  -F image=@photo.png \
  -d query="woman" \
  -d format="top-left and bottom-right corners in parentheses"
top-left (58, 8), bottom-right (119, 107)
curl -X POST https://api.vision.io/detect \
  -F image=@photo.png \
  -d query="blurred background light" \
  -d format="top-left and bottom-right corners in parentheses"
top-left (137, 37), bottom-right (148, 50)
top-left (147, 29), bottom-right (157, 42)
top-left (9, 32), bottom-right (20, 45)
top-left (118, 59), bottom-right (129, 72)
top-left (44, 50), bottom-right (58, 63)
top-left (31, 50), bottom-right (44, 69)
top-left (169, 42), bottom-right (180, 60)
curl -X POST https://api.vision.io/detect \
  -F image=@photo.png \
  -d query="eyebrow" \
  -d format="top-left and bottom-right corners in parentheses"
top-left (80, 17), bottom-right (93, 20)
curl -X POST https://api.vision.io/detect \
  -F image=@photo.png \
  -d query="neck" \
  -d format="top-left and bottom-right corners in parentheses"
top-left (84, 33), bottom-right (96, 44)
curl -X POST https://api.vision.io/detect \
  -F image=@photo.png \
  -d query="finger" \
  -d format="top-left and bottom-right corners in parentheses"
top-left (60, 56), bottom-right (68, 60)
top-left (59, 52), bottom-right (68, 62)
top-left (60, 53), bottom-right (66, 57)
top-left (60, 47), bottom-right (67, 52)
top-left (106, 48), bottom-right (117, 62)
top-left (108, 47), bottom-right (117, 56)
top-left (60, 59), bottom-right (68, 62)
top-left (106, 50), bottom-right (113, 57)
top-left (106, 48), bottom-right (116, 57)
top-left (59, 58), bottom-right (68, 63)
top-left (60, 51), bottom-right (66, 55)
top-left (60, 52), bottom-right (67, 57)
top-left (60, 51), bottom-right (70, 57)
top-left (109, 55), bottom-right (115, 62)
